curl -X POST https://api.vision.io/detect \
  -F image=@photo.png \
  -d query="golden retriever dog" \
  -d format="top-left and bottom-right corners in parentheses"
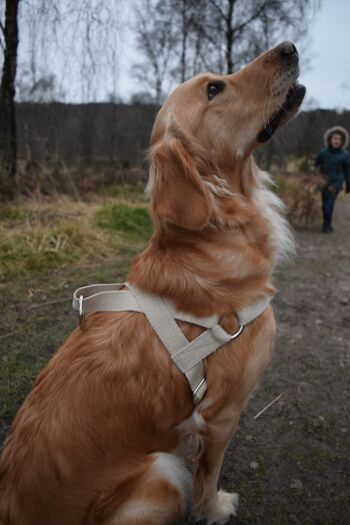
top-left (0, 41), bottom-right (305, 525)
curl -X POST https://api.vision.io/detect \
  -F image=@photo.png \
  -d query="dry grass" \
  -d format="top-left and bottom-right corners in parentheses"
top-left (0, 185), bottom-right (151, 282)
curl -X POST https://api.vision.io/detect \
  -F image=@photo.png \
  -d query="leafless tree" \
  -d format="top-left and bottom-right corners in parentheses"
top-left (132, 0), bottom-right (209, 94)
top-left (133, 0), bottom-right (321, 98)
top-left (0, 0), bottom-right (123, 197)
top-left (195, 0), bottom-right (321, 74)
top-left (133, 0), bottom-right (177, 104)
top-left (17, 0), bottom-right (122, 103)
top-left (167, 0), bottom-right (201, 82)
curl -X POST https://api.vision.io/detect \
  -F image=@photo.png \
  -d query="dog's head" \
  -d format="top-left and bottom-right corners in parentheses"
top-left (148, 41), bottom-right (305, 231)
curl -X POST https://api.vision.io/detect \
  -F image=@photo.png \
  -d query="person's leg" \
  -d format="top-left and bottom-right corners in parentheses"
top-left (322, 190), bottom-right (336, 231)
top-left (327, 192), bottom-right (338, 231)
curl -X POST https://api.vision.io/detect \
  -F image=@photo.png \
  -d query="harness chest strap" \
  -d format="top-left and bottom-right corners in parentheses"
top-left (72, 283), bottom-right (272, 404)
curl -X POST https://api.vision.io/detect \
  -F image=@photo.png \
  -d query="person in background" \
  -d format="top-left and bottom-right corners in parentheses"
top-left (315, 126), bottom-right (350, 233)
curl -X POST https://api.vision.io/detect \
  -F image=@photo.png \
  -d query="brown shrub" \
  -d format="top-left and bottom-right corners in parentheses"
top-left (274, 173), bottom-right (320, 227)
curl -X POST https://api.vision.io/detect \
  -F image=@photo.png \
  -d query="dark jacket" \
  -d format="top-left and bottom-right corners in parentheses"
top-left (315, 126), bottom-right (350, 193)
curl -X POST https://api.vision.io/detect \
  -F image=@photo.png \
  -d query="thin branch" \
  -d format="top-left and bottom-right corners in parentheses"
top-left (207, 0), bottom-right (226, 21)
top-left (192, 20), bottom-right (221, 51)
top-left (254, 393), bottom-right (283, 420)
top-left (233, 0), bottom-right (271, 35)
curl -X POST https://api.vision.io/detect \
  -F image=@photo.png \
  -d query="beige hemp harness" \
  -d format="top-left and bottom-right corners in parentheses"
top-left (72, 283), bottom-right (272, 404)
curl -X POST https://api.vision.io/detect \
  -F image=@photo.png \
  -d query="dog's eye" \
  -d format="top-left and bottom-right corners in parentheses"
top-left (207, 82), bottom-right (225, 101)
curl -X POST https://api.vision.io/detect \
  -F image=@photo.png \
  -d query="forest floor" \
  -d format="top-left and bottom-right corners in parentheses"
top-left (0, 187), bottom-right (349, 525)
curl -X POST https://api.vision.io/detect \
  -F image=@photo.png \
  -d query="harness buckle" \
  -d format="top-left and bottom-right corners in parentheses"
top-left (79, 295), bottom-right (86, 330)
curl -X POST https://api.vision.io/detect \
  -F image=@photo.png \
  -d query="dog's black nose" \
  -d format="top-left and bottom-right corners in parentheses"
top-left (277, 41), bottom-right (298, 57)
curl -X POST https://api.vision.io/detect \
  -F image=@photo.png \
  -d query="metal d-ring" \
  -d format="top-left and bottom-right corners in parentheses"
top-left (230, 325), bottom-right (244, 340)
top-left (79, 295), bottom-right (85, 330)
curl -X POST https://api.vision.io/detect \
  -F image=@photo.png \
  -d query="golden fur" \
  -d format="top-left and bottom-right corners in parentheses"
top-left (0, 43), bottom-right (303, 525)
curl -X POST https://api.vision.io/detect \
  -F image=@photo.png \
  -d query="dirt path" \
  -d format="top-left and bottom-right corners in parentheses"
top-left (191, 198), bottom-right (350, 525)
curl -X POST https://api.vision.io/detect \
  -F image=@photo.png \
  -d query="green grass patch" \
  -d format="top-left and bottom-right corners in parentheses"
top-left (94, 202), bottom-right (152, 241)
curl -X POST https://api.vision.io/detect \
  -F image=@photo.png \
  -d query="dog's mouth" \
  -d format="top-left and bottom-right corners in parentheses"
top-left (256, 82), bottom-right (306, 143)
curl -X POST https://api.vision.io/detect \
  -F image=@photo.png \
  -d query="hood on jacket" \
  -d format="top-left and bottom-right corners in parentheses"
top-left (324, 125), bottom-right (349, 149)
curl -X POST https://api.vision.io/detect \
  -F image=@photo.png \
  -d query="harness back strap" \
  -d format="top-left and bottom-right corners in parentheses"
top-left (72, 282), bottom-right (272, 404)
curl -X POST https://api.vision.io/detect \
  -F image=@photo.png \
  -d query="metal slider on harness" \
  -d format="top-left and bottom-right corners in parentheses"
top-left (79, 295), bottom-right (86, 330)
top-left (192, 378), bottom-right (206, 405)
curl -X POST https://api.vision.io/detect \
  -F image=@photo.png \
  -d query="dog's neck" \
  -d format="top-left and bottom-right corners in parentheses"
top-left (128, 158), bottom-right (293, 317)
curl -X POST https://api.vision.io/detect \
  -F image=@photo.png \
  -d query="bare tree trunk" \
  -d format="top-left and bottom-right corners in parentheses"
top-left (155, 74), bottom-right (162, 104)
top-left (0, 0), bottom-right (20, 198)
top-left (225, 0), bottom-right (235, 74)
top-left (208, 0), bottom-right (236, 74)
top-left (180, 0), bottom-right (188, 82)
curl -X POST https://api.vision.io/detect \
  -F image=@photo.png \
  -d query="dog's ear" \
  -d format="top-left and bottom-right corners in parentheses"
top-left (148, 128), bottom-right (213, 230)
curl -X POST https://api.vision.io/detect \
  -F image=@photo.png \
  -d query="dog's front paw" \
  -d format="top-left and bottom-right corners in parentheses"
top-left (197, 490), bottom-right (239, 525)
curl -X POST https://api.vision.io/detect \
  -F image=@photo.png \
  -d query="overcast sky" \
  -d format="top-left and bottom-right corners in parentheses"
top-left (299, 0), bottom-right (350, 109)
